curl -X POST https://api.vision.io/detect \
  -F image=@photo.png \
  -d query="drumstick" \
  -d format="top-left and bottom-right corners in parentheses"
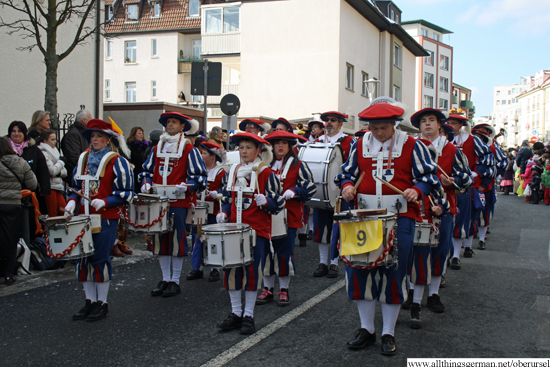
top-left (374, 176), bottom-right (420, 205)
top-left (352, 172), bottom-right (366, 195)
top-left (61, 207), bottom-right (73, 216)
top-left (428, 196), bottom-right (436, 207)
top-left (153, 184), bottom-right (190, 187)
top-left (68, 187), bottom-right (92, 203)
top-left (436, 164), bottom-right (462, 191)
top-left (217, 193), bottom-right (223, 213)
top-left (197, 217), bottom-right (202, 237)
top-left (251, 166), bottom-right (260, 195)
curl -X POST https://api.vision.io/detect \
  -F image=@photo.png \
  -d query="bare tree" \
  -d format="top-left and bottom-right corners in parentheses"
top-left (0, 0), bottom-right (102, 125)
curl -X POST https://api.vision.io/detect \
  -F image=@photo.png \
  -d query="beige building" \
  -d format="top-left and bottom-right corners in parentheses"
top-left (515, 71), bottom-right (550, 145)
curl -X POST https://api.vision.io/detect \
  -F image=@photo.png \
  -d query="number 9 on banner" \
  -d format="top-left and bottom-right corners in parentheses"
top-left (340, 220), bottom-right (384, 256)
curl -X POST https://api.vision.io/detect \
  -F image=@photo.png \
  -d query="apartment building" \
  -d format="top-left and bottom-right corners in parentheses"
top-left (491, 80), bottom-right (527, 147)
top-left (515, 70), bottom-right (550, 145)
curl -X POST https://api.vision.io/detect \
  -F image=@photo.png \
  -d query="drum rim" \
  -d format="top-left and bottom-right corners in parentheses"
top-left (202, 223), bottom-right (251, 233)
top-left (46, 215), bottom-right (91, 226)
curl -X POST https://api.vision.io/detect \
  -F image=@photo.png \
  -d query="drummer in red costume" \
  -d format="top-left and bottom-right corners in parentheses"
top-left (307, 120), bottom-right (324, 143)
top-left (312, 111), bottom-right (353, 278)
top-left (141, 112), bottom-right (207, 298)
top-left (65, 118), bottom-right (135, 322)
top-left (216, 133), bottom-right (284, 335)
top-left (256, 131), bottom-right (317, 307)
top-left (335, 102), bottom-right (440, 355)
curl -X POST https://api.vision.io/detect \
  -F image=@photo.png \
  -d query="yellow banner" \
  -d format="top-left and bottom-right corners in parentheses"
top-left (340, 220), bottom-right (383, 256)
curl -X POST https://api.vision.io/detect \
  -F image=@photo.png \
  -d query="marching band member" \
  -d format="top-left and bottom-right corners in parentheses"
top-left (272, 117), bottom-right (294, 133)
top-left (308, 120), bottom-right (324, 143)
top-left (336, 102), bottom-right (440, 355)
top-left (141, 112), bottom-right (207, 298)
top-left (239, 119), bottom-right (266, 136)
top-left (216, 133), bottom-right (284, 335)
top-left (66, 119), bottom-right (134, 322)
top-left (446, 115), bottom-right (494, 269)
top-left (256, 131), bottom-right (316, 307)
top-left (187, 142), bottom-right (227, 282)
top-left (403, 109), bottom-right (472, 325)
top-left (472, 123), bottom-right (508, 250)
top-left (312, 111), bottom-right (353, 278)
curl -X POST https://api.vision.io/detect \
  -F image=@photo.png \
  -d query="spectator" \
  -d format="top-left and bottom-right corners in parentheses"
top-left (8, 120), bottom-right (51, 214)
top-left (127, 126), bottom-right (148, 194)
top-left (515, 139), bottom-right (533, 174)
top-left (221, 129), bottom-right (228, 149)
top-left (207, 126), bottom-right (224, 146)
top-left (38, 129), bottom-right (67, 217)
top-left (28, 110), bottom-right (52, 143)
top-left (143, 129), bottom-right (163, 164)
top-left (61, 109), bottom-right (92, 184)
top-left (500, 152), bottom-right (515, 195)
top-left (0, 136), bottom-right (37, 285)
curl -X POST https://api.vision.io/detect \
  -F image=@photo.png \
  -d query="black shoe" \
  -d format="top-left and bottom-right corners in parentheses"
top-left (151, 281), bottom-right (169, 296)
top-left (208, 269), bottom-right (220, 282)
top-left (162, 282), bottom-right (181, 297)
top-left (307, 230), bottom-right (313, 240)
top-left (427, 294), bottom-right (445, 313)
top-left (409, 303), bottom-right (422, 329)
top-left (347, 328), bottom-right (376, 350)
top-left (450, 257), bottom-right (461, 270)
top-left (380, 334), bottom-right (397, 355)
top-left (73, 300), bottom-right (95, 320)
top-left (240, 316), bottom-right (256, 335)
top-left (440, 275), bottom-right (446, 288)
top-left (327, 264), bottom-right (339, 278)
top-left (299, 239), bottom-right (307, 247)
top-left (4, 275), bottom-right (16, 285)
top-left (256, 287), bottom-right (274, 305)
top-left (186, 269), bottom-right (203, 280)
top-left (86, 301), bottom-right (109, 322)
top-left (313, 263), bottom-right (328, 277)
top-left (463, 247), bottom-right (474, 258)
top-left (486, 227), bottom-right (491, 234)
top-left (401, 289), bottom-right (414, 310)
top-left (478, 240), bottom-right (486, 250)
top-left (217, 313), bottom-right (242, 331)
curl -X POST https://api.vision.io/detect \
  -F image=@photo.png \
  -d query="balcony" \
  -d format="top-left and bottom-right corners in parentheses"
top-left (178, 58), bottom-right (203, 74)
top-left (452, 95), bottom-right (458, 104)
top-left (460, 100), bottom-right (474, 109)
top-left (201, 33), bottom-right (240, 55)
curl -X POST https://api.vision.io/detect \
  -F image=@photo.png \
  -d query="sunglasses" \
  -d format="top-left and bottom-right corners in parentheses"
top-left (325, 118), bottom-right (338, 122)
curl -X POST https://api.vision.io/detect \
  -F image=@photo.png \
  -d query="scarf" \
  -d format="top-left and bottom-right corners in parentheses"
top-left (88, 145), bottom-right (112, 177)
top-left (10, 139), bottom-right (29, 156)
top-left (133, 140), bottom-right (149, 151)
top-left (234, 157), bottom-right (262, 188)
top-left (159, 132), bottom-right (183, 153)
top-left (39, 142), bottom-right (60, 162)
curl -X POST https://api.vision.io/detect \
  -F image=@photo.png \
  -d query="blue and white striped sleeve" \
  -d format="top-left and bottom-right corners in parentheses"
top-left (292, 161), bottom-right (317, 202)
top-left (106, 157), bottom-right (135, 207)
top-left (473, 136), bottom-right (495, 179)
top-left (453, 149), bottom-right (473, 189)
top-left (140, 148), bottom-right (156, 186)
top-left (335, 139), bottom-right (360, 189)
top-left (186, 147), bottom-right (207, 192)
top-left (411, 140), bottom-right (441, 197)
top-left (264, 171), bottom-right (285, 215)
top-left (495, 143), bottom-right (509, 175)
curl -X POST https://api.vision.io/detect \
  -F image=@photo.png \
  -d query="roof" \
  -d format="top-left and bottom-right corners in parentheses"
top-left (452, 83), bottom-right (471, 93)
top-left (516, 75), bottom-right (550, 99)
top-left (105, 0), bottom-right (200, 35)
top-left (401, 19), bottom-right (453, 35)
top-left (345, 0), bottom-right (429, 57)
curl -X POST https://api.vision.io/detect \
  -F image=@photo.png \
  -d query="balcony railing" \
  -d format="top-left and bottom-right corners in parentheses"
top-left (460, 100), bottom-right (474, 109)
top-left (178, 58), bottom-right (203, 74)
top-left (201, 33), bottom-right (241, 55)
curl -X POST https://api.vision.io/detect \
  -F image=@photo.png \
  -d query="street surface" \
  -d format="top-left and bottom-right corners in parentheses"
top-left (1, 193), bottom-right (550, 366)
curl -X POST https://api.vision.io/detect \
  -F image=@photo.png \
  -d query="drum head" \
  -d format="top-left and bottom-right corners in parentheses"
top-left (202, 223), bottom-right (250, 233)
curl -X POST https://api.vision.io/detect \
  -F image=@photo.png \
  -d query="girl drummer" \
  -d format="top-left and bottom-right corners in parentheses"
top-left (257, 131), bottom-right (316, 306)
top-left (216, 132), bottom-right (284, 334)
top-left (65, 119), bottom-right (134, 322)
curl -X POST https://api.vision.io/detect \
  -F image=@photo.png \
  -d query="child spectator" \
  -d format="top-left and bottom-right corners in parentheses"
top-left (542, 165), bottom-right (550, 205)
top-left (530, 165), bottom-right (543, 204)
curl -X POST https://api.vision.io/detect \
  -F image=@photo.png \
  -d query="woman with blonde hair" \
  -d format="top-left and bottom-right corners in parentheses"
top-left (28, 110), bottom-right (52, 143)
top-left (38, 129), bottom-right (67, 217)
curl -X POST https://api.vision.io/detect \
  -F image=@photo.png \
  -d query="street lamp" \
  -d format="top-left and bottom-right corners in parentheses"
top-left (364, 78), bottom-right (380, 102)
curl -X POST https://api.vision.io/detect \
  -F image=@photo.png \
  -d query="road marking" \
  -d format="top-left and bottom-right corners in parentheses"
top-left (201, 279), bottom-right (345, 367)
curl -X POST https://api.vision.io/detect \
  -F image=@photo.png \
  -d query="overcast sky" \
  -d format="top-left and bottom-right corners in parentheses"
top-left (396, 0), bottom-right (550, 117)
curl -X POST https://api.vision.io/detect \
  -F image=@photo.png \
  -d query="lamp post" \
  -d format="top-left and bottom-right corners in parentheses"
top-left (364, 78), bottom-right (380, 102)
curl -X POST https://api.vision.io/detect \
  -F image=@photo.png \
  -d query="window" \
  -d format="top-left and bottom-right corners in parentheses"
top-left (508, 90), bottom-right (511, 95)
top-left (361, 72), bottom-right (369, 97)
top-left (424, 50), bottom-right (434, 66)
top-left (125, 41), bottom-right (136, 63)
top-left (394, 44), bottom-right (401, 68)
top-left (394, 85), bottom-right (401, 101)
top-left (421, 28), bottom-right (428, 37)
top-left (346, 63), bottom-right (354, 91)
top-left (151, 81), bottom-right (157, 99)
top-left (496, 91), bottom-right (500, 96)
top-left (125, 82), bottom-right (136, 102)
top-left (105, 80), bottom-right (111, 100)
top-left (423, 95), bottom-right (434, 108)
top-left (508, 100), bottom-right (511, 105)
top-left (105, 5), bottom-right (113, 21)
top-left (440, 77), bottom-right (449, 92)
top-left (127, 4), bottom-right (138, 21)
top-left (391, 10), bottom-right (394, 20)
top-left (152, 2), bottom-right (160, 17)
top-left (497, 101), bottom-right (500, 105)
top-left (189, 0), bottom-right (200, 17)
top-left (192, 40), bottom-right (201, 58)
top-left (440, 55), bottom-right (449, 71)
top-left (502, 100), bottom-right (506, 105)
top-left (424, 72), bottom-right (434, 88)
top-left (105, 39), bottom-right (113, 59)
top-left (151, 39), bottom-right (158, 57)
top-left (439, 98), bottom-right (448, 111)
top-left (432, 33), bottom-right (440, 42)
top-left (205, 6), bottom-right (239, 34)
top-left (395, 14), bottom-right (399, 23)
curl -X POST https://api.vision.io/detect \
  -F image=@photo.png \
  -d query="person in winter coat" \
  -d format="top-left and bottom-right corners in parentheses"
top-left (61, 110), bottom-right (92, 185)
top-left (127, 126), bottom-right (148, 194)
top-left (500, 152), bottom-right (515, 195)
top-left (38, 129), bottom-right (67, 217)
top-left (541, 165), bottom-right (550, 205)
top-left (28, 110), bottom-right (52, 144)
top-left (515, 139), bottom-right (533, 174)
top-left (520, 156), bottom-right (539, 202)
top-left (0, 137), bottom-right (37, 285)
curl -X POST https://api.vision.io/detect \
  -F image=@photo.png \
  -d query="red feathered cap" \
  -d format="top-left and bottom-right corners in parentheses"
top-left (358, 103), bottom-right (404, 123)
top-left (230, 132), bottom-right (270, 146)
top-left (321, 111), bottom-right (348, 122)
top-left (265, 130), bottom-right (308, 145)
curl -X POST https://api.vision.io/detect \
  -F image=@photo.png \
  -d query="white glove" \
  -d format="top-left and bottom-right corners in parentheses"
top-left (64, 200), bottom-right (76, 216)
top-left (91, 199), bottom-right (106, 211)
top-left (471, 172), bottom-right (479, 178)
top-left (209, 190), bottom-right (218, 199)
top-left (141, 183), bottom-right (152, 193)
top-left (216, 212), bottom-right (227, 223)
top-left (176, 183), bottom-right (188, 194)
top-left (282, 190), bottom-right (295, 200)
top-left (254, 194), bottom-right (267, 206)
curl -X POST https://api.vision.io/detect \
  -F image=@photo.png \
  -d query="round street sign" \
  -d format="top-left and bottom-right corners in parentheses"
top-left (220, 94), bottom-right (240, 116)
top-left (532, 130), bottom-right (537, 135)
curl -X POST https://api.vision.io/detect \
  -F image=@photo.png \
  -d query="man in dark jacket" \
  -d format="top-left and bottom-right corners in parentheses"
top-left (515, 140), bottom-right (533, 174)
top-left (61, 110), bottom-right (91, 184)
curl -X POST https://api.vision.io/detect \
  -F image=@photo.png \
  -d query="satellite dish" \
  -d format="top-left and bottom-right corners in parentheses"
top-left (220, 94), bottom-right (240, 116)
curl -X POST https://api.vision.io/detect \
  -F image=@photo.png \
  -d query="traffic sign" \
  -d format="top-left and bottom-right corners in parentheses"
top-left (532, 130), bottom-right (537, 135)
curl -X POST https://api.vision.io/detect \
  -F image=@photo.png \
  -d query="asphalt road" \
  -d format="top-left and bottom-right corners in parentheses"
top-left (1, 192), bottom-right (550, 366)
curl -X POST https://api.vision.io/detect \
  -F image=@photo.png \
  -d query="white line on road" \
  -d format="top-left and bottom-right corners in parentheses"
top-left (201, 279), bottom-right (345, 367)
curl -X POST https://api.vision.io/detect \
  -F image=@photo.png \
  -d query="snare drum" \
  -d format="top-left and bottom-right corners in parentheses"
top-left (202, 223), bottom-right (255, 268)
top-left (271, 209), bottom-right (287, 239)
top-left (89, 214), bottom-right (101, 234)
top-left (298, 143), bottom-right (343, 209)
top-left (414, 218), bottom-right (440, 247)
top-left (338, 211), bottom-right (398, 269)
top-left (186, 202), bottom-right (209, 226)
top-left (126, 195), bottom-right (172, 234)
top-left (45, 216), bottom-right (94, 260)
top-left (152, 185), bottom-right (184, 201)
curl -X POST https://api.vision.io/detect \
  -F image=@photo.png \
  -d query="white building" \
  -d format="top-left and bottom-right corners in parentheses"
top-left (491, 80), bottom-right (527, 147)
top-left (515, 71), bottom-right (550, 145)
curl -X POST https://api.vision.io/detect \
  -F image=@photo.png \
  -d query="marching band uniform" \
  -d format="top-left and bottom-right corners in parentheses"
top-left (187, 142), bottom-right (227, 282)
top-left (307, 120), bottom-right (325, 143)
top-left (66, 119), bottom-right (134, 322)
top-left (239, 118), bottom-right (266, 136)
top-left (141, 112), bottom-right (207, 297)
top-left (336, 103), bottom-right (440, 355)
top-left (312, 111), bottom-right (353, 278)
top-left (447, 115), bottom-right (494, 269)
top-left (216, 133), bottom-right (284, 335)
top-left (257, 131), bottom-right (316, 306)
top-left (272, 117), bottom-right (294, 133)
